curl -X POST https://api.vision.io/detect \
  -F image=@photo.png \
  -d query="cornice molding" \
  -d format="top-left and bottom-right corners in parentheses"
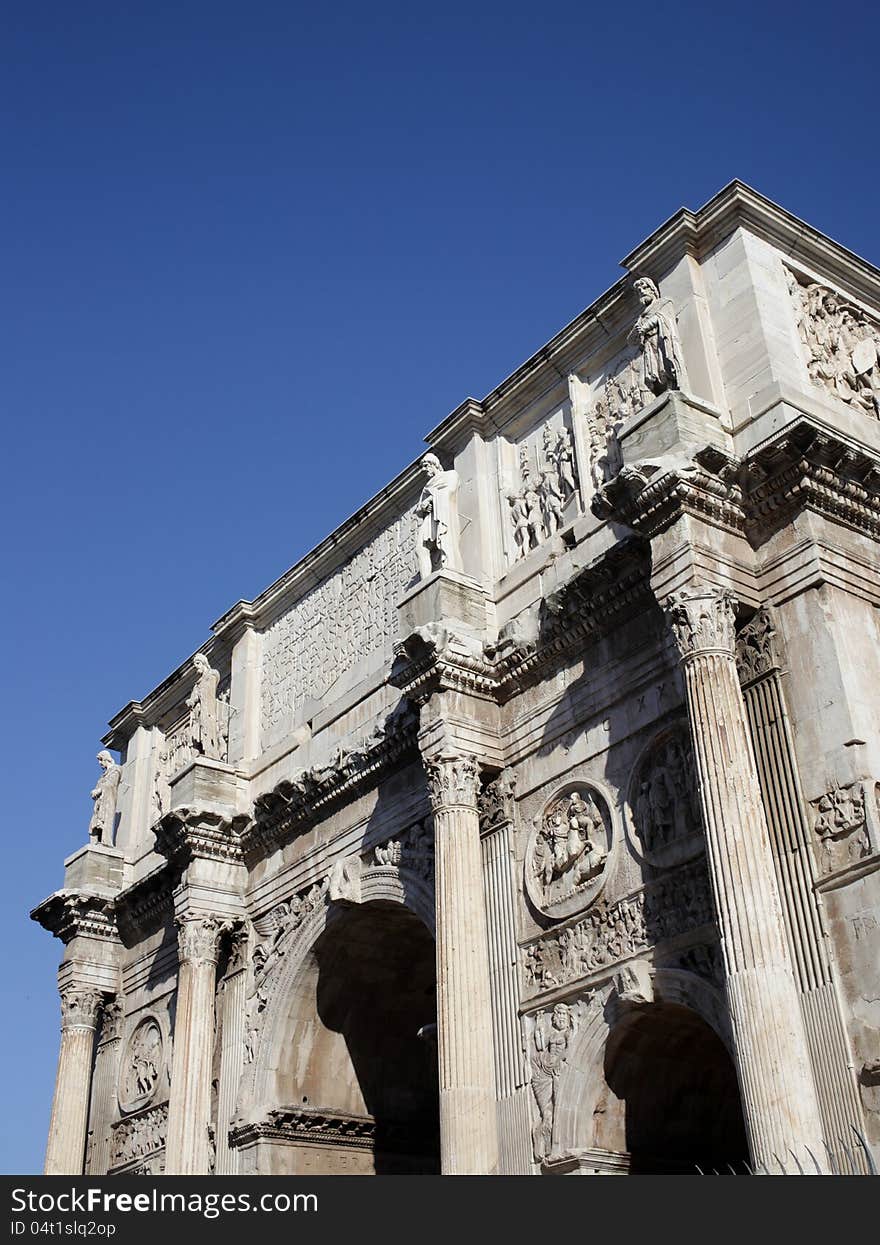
top-left (30, 889), bottom-right (119, 945)
top-left (242, 703), bottom-right (420, 862)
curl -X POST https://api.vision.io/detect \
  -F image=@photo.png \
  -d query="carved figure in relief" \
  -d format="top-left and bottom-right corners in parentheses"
top-left (123, 1021), bottom-right (162, 1105)
top-left (529, 1003), bottom-right (576, 1161)
top-left (810, 782), bottom-right (870, 874)
top-left (629, 276), bottom-right (683, 395)
top-left (534, 790), bottom-right (608, 899)
top-left (88, 751), bottom-right (121, 846)
top-left (507, 491), bottom-right (531, 556)
top-left (538, 469), bottom-right (565, 535)
top-left (634, 731), bottom-right (701, 857)
top-left (187, 654), bottom-right (223, 760)
top-left (792, 274), bottom-right (880, 419)
top-left (416, 453), bottom-right (461, 579)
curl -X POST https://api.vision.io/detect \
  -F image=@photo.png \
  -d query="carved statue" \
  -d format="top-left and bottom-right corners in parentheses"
top-left (88, 750), bottom-right (121, 846)
top-left (629, 276), bottom-right (683, 395)
top-left (186, 653), bottom-right (223, 760)
top-left (416, 452), bottom-right (462, 580)
top-left (529, 1003), bottom-right (576, 1161)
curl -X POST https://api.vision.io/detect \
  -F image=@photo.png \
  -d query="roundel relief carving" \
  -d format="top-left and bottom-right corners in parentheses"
top-left (119, 1017), bottom-right (164, 1113)
top-left (629, 727), bottom-right (703, 869)
top-left (525, 783), bottom-right (612, 920)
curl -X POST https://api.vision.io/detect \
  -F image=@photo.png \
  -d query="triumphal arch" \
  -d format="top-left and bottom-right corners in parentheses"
top-left (34, 182), bottom-right (880, 1176)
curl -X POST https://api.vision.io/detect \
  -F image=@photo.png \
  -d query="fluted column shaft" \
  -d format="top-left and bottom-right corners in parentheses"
top-left (86, 999), bottom-right (122, 1174)
top-left (45, 989), bottom-right (103, 1174)
top-left (667, 587), bottom-right (824, 1167)
top-left (427, 753), bottom-right (499, 1175)
top-left (165, 917), bottom-right (221, 1174)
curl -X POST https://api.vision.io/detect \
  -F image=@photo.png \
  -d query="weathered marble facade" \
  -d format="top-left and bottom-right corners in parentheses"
top-left (33, 182), bottom-right (880, 1176)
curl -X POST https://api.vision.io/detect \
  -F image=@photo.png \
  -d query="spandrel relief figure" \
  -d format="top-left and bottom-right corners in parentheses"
top-left (88, 750), bottom-right (121, 846)
top-left (416, 452), bottom-right (462, 580)
top-left (186, 653), bottom-right (224, 761)
top-left (529, 1003), bottom-right (577, 1162)
top-left (629, 276), bottom-right (684, 396)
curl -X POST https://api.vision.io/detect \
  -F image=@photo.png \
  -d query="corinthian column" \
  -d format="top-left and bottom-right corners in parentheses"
top-left (45, 988), bottom-right (103, 1174)
top-left (426, 753), bottom-right (499, 1175)
top-left (165, 916), bottom-right (221, 1174)
top-left (666, 586), bottom-right (824, 1166)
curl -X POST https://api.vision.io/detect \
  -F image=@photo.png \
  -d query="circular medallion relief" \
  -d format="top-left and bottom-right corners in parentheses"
top-left (628, 726), bottom-right (703, 869)
top-left (525, 783), bottom-right (612, 920)
top-left (119, 1016), bottom-right (164, 1113)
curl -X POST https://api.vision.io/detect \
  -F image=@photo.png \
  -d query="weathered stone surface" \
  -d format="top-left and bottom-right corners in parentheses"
top-left (34, 182), bottom-right (880, 1176)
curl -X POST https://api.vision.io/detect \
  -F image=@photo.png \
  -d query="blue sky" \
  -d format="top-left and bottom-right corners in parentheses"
top-left (2, 1), bottom-right (879, 1172)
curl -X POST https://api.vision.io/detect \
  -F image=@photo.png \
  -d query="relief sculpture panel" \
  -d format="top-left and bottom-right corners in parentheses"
top-left (260, 510), bottom-right (419, 748)
top-left (525, 784), bottom-right (612, 920)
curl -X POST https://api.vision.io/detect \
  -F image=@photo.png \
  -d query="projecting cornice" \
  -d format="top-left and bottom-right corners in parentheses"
top-left (594, 419), bottom-right (880, 546)
top-left (31, 890), bottom-right (119, 945)
top-left (242, 701), bottom-right (420, 862)
top-left (623, 180), bottom-right (880, 310)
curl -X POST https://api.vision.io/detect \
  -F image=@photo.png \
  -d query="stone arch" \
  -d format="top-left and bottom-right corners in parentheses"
top-left (240, 864), bottom-right (435, 1123)
top-left (552, 966), bottom-right (736, 1161)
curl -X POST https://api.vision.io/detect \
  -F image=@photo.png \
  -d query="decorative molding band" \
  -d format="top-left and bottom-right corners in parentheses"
top-left (242, 703), bottom-right (419, 861)
top-left (31, 891), bottom-right (119, 946)
top-left (230, 1106), bottom-right (437, 1156)
top-left (154, 807), bottom-right (246, 867)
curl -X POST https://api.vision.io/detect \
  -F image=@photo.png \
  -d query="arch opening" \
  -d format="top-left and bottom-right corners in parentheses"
top-left (595, 1003), bottom-right (748, 1174)
top-left (270, 900), bottom-right (439, 1174)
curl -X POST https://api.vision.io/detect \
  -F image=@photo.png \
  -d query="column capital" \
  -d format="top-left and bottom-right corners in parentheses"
top-left (424, 753), bottom-right (480, 811)
top-left (59, 987), bottom-right (103, 1033)
top-left (175, 915), bottom-right (223, 966)
top-left (665, 584), bottom-right (737, 661)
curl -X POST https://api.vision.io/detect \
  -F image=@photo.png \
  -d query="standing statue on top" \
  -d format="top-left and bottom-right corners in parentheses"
top-left (629, 276), bottom-right (684, 396)
top-left (416, 452), bottom-right (462, 580)
top-left (187, 652), bottom-right (223, 760)
top-left (88, 750), bottom-right (121, 846)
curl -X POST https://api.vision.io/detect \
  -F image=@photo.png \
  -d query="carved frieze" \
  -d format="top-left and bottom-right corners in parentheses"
top-left (788, 270), bottom-right (880, 420)
top-left (522, 860), bottom-right (714, 996)
top-left (109, 1102), bottom-right (168, 1170)
top-left (810, 781), bottom-right (873, 876)
top-left (260, 510), bottom-right (419, 747)
top-left (525, 784), bottom-right (612, 920)
top-left (507, 425), bottom-right (579, 560)
top-left (629, 727), bottom-right (703, 869)
top-left (119, 1016), bottom-right (165, 1114)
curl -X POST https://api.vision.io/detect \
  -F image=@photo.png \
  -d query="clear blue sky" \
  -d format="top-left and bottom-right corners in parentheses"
top-left (2, 1), bottom-right (878, 1173)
